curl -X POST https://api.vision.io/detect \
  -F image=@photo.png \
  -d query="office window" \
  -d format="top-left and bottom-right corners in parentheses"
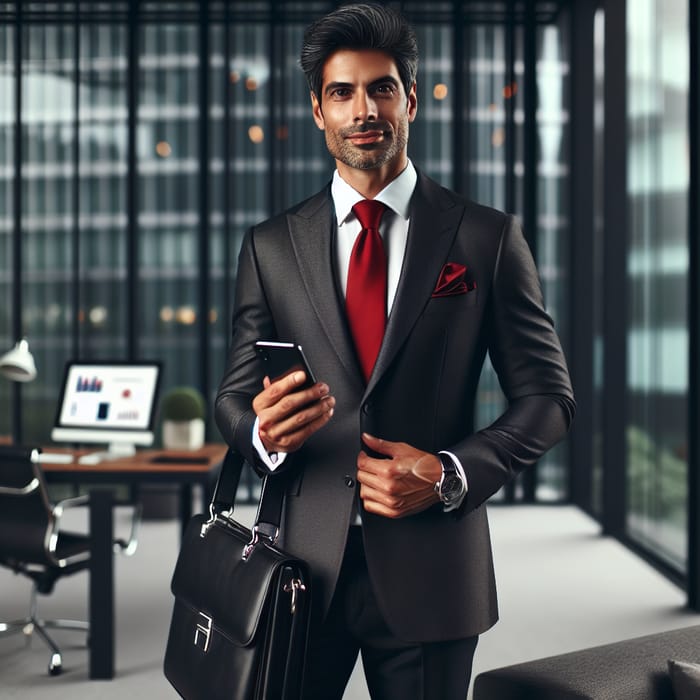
top-left (138, 22), bottom-right (201, 390)
top-left (78, 23), bottom-right (129, 358)
top-left (626, 0), bottom-right (689, 569)
top-left (0, 21), bottom-right (13, 439)
top-left (21, 22), bottom-right (77, 437)
top-left (0, 4), bottom-right (571, 502)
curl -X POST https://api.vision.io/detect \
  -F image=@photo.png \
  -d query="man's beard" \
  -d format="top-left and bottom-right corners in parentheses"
top-left (324, 120), bottom-right (408, 170)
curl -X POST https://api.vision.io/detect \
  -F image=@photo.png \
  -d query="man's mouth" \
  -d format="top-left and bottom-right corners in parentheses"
top-left (345, 130), bottom-right (386, 145)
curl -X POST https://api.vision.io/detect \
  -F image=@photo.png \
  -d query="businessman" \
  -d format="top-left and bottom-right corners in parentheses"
top-left (216, 4), bottom-right (575, 698)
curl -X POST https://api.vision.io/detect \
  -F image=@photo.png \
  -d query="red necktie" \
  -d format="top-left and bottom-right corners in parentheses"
top-left (346, 200), bottom-right (387, 382)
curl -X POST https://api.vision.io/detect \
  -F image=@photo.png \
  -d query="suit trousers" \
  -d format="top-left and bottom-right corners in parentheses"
top-left (303, 526), bottom-right (479, 700)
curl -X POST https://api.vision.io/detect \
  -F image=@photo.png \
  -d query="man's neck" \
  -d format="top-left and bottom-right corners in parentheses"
top-left (335, 155), bottom-right (408, 199)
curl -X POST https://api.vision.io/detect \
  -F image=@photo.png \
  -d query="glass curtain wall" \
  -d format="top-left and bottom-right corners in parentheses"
top-left (0, 19), bottom-right (13, 438)
top-left (0, 2), bottom-right (571, 504)
top-left (626, 0), bottom-right (689, 569)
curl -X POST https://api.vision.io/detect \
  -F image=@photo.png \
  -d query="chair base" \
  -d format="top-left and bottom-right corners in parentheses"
top-left (0, 616), bottom-right (89, 676)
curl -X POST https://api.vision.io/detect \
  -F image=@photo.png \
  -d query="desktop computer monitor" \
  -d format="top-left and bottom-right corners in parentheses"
top-left (51, 360), bottom-right (162, 464)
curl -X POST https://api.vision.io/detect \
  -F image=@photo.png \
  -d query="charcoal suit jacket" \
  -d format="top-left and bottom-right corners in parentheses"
top-left (215, 170), bottom-right (575, 642)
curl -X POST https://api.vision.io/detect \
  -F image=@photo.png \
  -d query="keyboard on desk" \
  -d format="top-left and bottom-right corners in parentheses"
top-left (37, 452), bottom-right (74, 464)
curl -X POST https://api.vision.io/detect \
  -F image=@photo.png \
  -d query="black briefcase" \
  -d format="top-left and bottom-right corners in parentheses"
top-left (164, 451), bottom-right (311, 700)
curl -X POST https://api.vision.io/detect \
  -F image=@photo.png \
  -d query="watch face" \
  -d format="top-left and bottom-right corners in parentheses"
top-left (440, 474), bottom-right (464, 501)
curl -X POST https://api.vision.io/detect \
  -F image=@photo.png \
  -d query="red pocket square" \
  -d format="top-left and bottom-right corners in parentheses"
top-left (432, 262), bottom-right (475, 298)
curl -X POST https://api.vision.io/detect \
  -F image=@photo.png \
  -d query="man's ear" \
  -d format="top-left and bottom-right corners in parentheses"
top-left (311, 92), bottom-right (325, 131)
top-left (407, 82), bottom-right (418, 123)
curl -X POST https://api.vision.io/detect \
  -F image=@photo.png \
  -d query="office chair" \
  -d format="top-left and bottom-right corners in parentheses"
top-left (0, 445), bottom-right (140, 675)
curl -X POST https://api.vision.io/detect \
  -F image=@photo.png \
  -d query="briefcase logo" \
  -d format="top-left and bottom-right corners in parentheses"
top-left (193, 611), bottom-right (212, 653)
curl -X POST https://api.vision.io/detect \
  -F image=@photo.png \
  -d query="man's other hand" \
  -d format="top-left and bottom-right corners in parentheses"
top-left (253, 371), bottom-right (335, 454)
top-left (356, 433), bottom-right (442, 518)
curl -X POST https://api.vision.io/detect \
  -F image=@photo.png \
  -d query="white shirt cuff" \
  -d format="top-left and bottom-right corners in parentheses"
top-left (252, 416), bottom-right (287, 471)
top-left (438, 450), bottom-right (468, 511)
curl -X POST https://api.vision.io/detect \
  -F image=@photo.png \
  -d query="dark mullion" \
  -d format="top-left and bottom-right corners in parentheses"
top-left (568, 0), bottom-right (596, 513)
top-left (601, 0), bottom-right (627, 538)
top-left (222, 0), bottom-right (232, 358)
top-left (687, 0), bottom-right (700, 611)
top-left (266, 10), bottom-right (278, 215)
top-left (451, 0), bottom-right (465, 196)
top-left (72, 0), bottom-right (81, 357)
top-left (126, 0), bottom-right (138, 360)
top-left (198, 0), bottom-right (211, 413)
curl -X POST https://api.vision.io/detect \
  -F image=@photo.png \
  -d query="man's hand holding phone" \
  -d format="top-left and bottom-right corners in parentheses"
top-left (252, 342), bottom-right (335, 455)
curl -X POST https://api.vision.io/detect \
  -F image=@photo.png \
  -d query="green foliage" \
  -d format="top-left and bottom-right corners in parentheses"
top-left (161, 386), bottom-right (206, 421)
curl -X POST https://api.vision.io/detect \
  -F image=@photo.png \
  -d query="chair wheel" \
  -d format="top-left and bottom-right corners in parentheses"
top-left (49, 653), bottom-right (62, 675)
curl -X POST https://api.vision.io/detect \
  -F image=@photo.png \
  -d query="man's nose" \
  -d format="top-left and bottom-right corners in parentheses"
top-left (353, 91), bottom-right (377, 121)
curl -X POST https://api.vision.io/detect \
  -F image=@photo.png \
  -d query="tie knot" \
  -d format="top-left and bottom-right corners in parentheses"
top-left (352, 199), bottom-right (386, 231)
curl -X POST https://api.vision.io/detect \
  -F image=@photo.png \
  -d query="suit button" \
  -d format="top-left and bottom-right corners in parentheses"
top-left (362, 403), bottom-right (370, 415)
top-left (343, 475), bottom-right (355, 488)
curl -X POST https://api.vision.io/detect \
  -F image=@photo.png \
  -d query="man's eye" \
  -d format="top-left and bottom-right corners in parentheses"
top-left (330, 88), bottom-right (350, 98)
top-left (373, 84), bottom-right (396, 95)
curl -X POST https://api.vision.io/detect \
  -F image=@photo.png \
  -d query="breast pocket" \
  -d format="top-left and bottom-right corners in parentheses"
top-left (422, 289), bottom-right (479, 318)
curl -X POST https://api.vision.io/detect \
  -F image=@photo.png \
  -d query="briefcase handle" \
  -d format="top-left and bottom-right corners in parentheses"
top-left (206, 449), bottom-right (286, 546)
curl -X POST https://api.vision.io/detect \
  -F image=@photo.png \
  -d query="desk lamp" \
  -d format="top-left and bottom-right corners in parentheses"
top-left (0, 339), bottom-right (37, 383)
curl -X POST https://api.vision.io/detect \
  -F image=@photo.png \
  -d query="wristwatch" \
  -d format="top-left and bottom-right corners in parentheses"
top-left (434, 453), bottom-right (466, 507)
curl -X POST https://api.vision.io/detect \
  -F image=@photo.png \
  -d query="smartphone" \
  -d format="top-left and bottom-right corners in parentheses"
top-left (254, 341), bottom-right (317, 389)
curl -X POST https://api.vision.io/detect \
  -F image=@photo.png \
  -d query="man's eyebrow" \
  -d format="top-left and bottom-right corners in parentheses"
top-left (324, 81), bottom-right (352, 96)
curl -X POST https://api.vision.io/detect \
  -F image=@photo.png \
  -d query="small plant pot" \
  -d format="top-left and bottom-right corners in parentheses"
top-left (162, 418), bottom-right (205, 451)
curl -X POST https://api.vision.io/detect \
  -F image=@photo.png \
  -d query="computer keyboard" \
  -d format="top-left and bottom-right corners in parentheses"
top-left (37, 452), bottom-right (74, 464)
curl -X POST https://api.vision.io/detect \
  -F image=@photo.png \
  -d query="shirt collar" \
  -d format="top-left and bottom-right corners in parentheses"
top-left (331, 160), bottom-right (417, 225)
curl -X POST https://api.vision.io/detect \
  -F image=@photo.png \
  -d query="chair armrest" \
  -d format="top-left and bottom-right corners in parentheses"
top-left (53, 494), bottom-right (90, 513)
top-left (113, 502), bottom-right (142, 557)
top-left (49, 493), bottom-right (141, 562)
top-left (0, 477), bottom-right (40, 496)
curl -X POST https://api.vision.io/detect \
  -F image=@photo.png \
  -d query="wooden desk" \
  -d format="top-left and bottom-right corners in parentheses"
top-left (41, 443), bottom-right (227, 680)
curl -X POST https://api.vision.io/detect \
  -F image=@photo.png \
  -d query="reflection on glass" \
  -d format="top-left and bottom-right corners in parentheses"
top-left (0, 22), bottom-right (13, 438)
top-left (626, 0), bottom-right (689, 569)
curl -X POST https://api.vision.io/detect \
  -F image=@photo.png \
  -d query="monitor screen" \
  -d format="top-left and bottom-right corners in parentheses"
top-left (51, 361), bottom-right (161, 460)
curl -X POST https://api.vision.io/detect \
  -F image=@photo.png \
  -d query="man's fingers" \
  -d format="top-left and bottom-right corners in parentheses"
top-left (261, 411), bottom-right (333, 454)
top-left (259, 395), bottom-right (335, 452)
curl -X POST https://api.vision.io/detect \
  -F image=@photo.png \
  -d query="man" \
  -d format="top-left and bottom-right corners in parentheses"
top-left (215, 3), bottom-right (575, 698)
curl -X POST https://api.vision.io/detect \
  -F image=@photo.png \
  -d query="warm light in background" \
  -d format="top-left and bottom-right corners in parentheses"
top-left (433, 83), bottom-right (448, 100)
top-left (245, 77), bottom-right (258, 91)
top-left (160, 306), bottom-right (175, 323)
top-left (209, 309), bottom-right (218, 324)
top-left (491, 127), bottom-right (505, 148)
top-left (503, 81), bottom-right (518, 99)
top-left (248, 125), bottom-right (264, 144)
top-left (229, 70), bottom-right (240, 83)
top-left (89, 306), bottom-right (108, 326)
top-left (276, 125), bottom-right (289, 140)
top-left (175, 306), bottom-right (197, 325)
top-left (156, 141), bottom-right (172, 157)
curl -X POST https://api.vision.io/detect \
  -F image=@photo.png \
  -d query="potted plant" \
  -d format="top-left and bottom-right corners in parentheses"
top-left (161, 386), bottom-right (206, 450)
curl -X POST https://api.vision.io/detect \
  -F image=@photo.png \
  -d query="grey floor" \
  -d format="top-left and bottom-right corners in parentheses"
top-left (2, 504), bottom-right (699, 699)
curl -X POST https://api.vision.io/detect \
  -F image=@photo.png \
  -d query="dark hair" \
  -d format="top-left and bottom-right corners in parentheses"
top-left (300, 3), bottom-right (418, 101)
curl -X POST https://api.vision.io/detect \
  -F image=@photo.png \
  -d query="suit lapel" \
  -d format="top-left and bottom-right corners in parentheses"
top-left (368, 173), bottom-right (465, 395)
top-left (286, 189), bottom-right (363, 387)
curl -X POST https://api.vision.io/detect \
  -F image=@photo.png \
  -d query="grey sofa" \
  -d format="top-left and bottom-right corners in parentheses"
top-left (473, 625), bottom-right (700, 700)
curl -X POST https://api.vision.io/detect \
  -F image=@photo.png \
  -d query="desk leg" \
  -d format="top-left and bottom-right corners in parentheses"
top-left (179, 484), bottom-right (193, 541)
top-left (89, 489), bottom-right (114, 679)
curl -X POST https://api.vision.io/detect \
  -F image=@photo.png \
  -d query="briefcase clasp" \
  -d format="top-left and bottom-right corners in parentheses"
top-left (194, 611), bottom-right (212, 652)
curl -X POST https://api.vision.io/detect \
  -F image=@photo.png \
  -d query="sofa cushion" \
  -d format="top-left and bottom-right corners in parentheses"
top-left (668, 659), bottom-right (700, 700)
top-left (473, 625), bottom-right (700, 700)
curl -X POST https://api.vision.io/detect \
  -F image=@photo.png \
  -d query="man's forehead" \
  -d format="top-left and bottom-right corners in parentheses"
top-left (321, 48), bottom-right (401, 85)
